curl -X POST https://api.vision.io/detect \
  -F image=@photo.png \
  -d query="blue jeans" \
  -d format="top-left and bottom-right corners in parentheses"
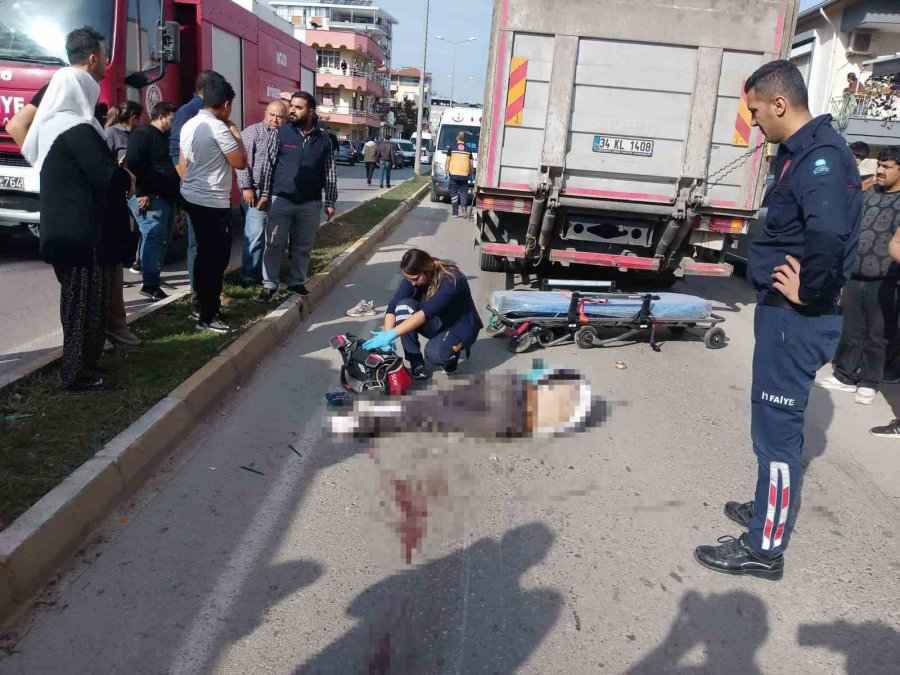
top-left (379, 160), bottom-right (392, 187)
top-left (172, 156), bottom-right (197, 289)
top-left (128, 195), bottom-right (176, 289)
top-left (747, 299), bottom-right (841, 557)
top-left (241, 203), bottom-right (267, 283)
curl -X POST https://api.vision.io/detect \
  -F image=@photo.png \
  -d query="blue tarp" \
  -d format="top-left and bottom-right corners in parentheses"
top-left (489, 291), bottom-right (712, 321)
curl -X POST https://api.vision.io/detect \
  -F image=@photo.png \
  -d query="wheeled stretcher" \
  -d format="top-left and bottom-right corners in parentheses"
top-left (486, 290), bottom-right (726, 353)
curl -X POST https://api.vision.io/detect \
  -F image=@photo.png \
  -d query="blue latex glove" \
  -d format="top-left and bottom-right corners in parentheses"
top-left (363, 329), bottom-right (398, 352)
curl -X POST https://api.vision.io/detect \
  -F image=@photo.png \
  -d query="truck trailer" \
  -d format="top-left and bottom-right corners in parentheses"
top-left (475, 0), bottom-right (799, 280)
top-left (0, 0), bottom-right (316, 243)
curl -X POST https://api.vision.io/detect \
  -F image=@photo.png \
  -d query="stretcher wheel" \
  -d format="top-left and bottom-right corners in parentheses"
top-left (536, 329), bottom-right (556, 347)
top-left (508, 334), bottom-right (535, 354)
top-left (575, 326), bottom-right (598, 349)
top-left (704, 326), bottom-right (726, 349)
top-left (486, 316), bottom-right (507, 337)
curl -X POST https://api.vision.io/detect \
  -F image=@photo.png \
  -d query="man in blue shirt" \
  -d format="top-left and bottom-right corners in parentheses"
top-left (168, 70), bottom-right (225, 293)
top-left (694, 61), bottom-right (862, 580)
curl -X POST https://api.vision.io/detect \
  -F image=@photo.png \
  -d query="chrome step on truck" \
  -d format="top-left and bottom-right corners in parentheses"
top-left (474, 0), bottom-right (799, 280)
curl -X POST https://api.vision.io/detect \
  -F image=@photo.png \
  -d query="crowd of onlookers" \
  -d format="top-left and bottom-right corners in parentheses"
top-left (9, 26), bottom-right (346, 392)
top-left (813, 139), bottom-right (900, 437)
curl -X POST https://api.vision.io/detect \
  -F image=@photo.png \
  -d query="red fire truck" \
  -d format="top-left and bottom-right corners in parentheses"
top-left (0, 0), bottom-right (316, 242)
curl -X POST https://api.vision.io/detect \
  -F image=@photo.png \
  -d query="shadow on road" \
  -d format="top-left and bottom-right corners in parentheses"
top-left (797, 619), bottom-right (900, 675)
top-left (626, 590), bottom-right (768, 675)
top-left (294, 522), bottom-right (562, 675)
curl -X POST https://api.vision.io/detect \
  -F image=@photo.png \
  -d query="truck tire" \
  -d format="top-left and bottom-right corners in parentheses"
top-left (479, 251), bottom-right (506, 273)
top-left (430, 187), bottom-right (440, 202)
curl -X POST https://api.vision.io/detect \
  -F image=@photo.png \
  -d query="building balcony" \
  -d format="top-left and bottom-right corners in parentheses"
top-left (317, 105), bottom-right (384, 128)
top-left (316, 68), bottom-right (389, 98)
top-left (831, 94), bottom-right (900, 145)
top-left (303, 29), bottom-right (386, 64)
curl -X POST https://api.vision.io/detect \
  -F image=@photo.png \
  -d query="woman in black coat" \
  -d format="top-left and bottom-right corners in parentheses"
top-left (22, 67), bottom-right (134, 391)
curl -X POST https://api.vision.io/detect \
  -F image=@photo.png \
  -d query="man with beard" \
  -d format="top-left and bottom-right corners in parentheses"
top-left (257, 91), bottom-right (337, 301)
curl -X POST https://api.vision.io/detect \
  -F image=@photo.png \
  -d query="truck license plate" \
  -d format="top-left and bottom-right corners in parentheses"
top-left (0, 175), bottom-right (24, 190)
top-left (592, 135), bottom-right (655, 157)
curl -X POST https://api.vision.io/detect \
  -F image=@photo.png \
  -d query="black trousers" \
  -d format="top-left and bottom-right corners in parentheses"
top-left (365, 161), bottom-right (377, 182)
top-left (833, 278), bottom-right (899, 389)
top-left (184, 201), bottom-right (231, 323)
top-left (54, 251), bottom-right (114, 387)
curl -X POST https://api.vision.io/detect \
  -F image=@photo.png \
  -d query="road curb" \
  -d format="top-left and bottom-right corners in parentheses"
top-left (0, 180), bottom-right (429, 625)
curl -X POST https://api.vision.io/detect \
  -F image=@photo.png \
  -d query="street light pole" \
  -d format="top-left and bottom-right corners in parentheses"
top-left (434, 35), bottom-right (476, 108)
top-left (414, 0), bottom-right (431, 176)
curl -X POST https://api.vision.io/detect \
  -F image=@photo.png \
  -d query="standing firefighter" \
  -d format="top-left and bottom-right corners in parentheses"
top-left (694, 61), bottom-right (862, 579)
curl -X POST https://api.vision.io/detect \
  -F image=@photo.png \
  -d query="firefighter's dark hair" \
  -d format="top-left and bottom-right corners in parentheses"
top-left (744, 59), bottom-right (809, 109)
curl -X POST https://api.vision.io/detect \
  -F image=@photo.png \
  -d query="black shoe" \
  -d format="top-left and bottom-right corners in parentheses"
top-left (724, 500), bottom-right (754, 528)
top-left (241, 279), bottom-right (260, 289)
top-left (159, 280), bottom-right (178, 290)
top-left (870, 419), bottom-right (900, 438)
top-left (139, 287), bottom-right (168, 301)
top-left (65, 375), bottom-right (109, 392)
top-left (197, 319), bottom-right (231, 334)
top-left (409, 361), bottom-right (430, 380)
top-left (258, 287), bottom-right (277, 303)
top-left (693, 533), bottom-right (784, 580)
top-left (188, 309), bottom-right (200, 322)
top-left (287, 284), bottom-right (310, 297)
top-left (441, 360), bottom-right (459, 375)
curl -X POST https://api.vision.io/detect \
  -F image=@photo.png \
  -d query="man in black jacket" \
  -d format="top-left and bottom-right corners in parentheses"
top-left (257, 91), bottom-right (337, 301)
top-left (126, 102), bottom-right (180, 300)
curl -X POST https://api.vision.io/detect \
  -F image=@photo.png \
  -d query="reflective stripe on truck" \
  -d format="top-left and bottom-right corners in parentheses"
top-left (480, 243), bottom-right (734, 277)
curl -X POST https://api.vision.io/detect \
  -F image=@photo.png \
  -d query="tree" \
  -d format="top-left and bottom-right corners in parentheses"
top-left (390, 100), bottom-right (429, 139)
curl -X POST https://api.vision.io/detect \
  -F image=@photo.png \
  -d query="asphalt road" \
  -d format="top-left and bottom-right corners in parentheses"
top-left (1, 199), bottom-right (898, 673)
top-left (0, 163), bottom-right (419, 379)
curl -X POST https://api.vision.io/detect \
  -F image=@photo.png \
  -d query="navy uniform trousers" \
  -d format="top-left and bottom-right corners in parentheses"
top-left (749, 296), bottom-right (841, 558)
top-left (393, 298), bottom-right (467, 368)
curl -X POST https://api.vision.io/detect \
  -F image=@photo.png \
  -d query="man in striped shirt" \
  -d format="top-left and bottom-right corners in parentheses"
top-left (236, 100), bottom-right (288, 287)
top-left (257, 91), bottom-right (337, 300)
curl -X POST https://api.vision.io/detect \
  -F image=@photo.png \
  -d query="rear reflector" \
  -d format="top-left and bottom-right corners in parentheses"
top-left (680, 259), bottom-right (734, 277)
top-left (477, 194), bottom-right (533, 214)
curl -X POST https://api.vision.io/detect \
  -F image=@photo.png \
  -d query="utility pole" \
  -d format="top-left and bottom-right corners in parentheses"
top-left (413, 0), bottom-right (431, 176)
top-left (434, 35), bottom-right (476, 107)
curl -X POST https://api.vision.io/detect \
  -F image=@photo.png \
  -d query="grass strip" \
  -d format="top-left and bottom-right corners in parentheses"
top-left (0, 176), bottom-right (426, 529)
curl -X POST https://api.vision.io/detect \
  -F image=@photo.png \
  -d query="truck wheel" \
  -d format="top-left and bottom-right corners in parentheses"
top-left (704, 327), bottom-right (727, 349)
top-left (508, 334), bottom-right (534, 354)
top-left (479, 251), bottom-right (506, 273)
top-left (575, 326), bottom-right (598, 349)
top-left (430, 187), bottom-right (440, 202)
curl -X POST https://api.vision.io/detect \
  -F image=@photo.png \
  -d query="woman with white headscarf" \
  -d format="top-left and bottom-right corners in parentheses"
top-left (23, 67), bottom-right (134, 392)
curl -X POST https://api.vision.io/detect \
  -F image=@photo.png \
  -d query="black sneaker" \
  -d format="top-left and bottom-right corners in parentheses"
top-left (258, 287), bottom-right (277, 303)
top-left (409, 362), bottom-right (430, 380)
top-left (870, 419), bottom-right (900, 438)
top-left (159, 280), bottom-right (178, 290)
top-left (188, 309), bottom-right (200, 321)
top-left (287, 284), bottom-right (310, 297)
top-left (724, 500), bottom-right (754, 528)
top-left (65, 375), bottom-right (109, 393)
top-left (139, 287), bottom-right (169, 301)
top-left (693, 533), bottom-right (784, 580)
top-left (197, 319), bottom-right (231, 334)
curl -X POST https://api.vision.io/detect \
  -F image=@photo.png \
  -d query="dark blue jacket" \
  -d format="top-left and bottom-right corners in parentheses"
top-left (747, 114), bottom-right (862, 306)
top-left (271, 124), bottom-right (332, 204)
top-left (168, 95), bottom-right (203, 163)
top-left (387, 271), bottom-right (484, 346)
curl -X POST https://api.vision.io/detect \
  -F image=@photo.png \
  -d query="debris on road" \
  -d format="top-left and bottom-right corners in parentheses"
top-left (239, 465), bottom-right (265, 476)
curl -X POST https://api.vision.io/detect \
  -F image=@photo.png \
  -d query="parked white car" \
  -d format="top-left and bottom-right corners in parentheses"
top-left (390, 139), bottom-right (416, 168)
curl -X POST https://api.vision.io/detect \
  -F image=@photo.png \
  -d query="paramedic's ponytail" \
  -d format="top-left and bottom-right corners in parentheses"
top-left (400, 248), bottom-right (459, 301)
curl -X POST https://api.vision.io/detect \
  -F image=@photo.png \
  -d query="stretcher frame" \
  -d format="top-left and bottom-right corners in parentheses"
top-left (486, 291), bottom-right (727, 353)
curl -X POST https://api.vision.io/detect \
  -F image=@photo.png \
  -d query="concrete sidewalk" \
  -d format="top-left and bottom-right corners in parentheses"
top-left (1, 200), bottom-right (898, 674)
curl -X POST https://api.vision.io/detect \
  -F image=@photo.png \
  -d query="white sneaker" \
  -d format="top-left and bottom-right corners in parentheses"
top-left (346, 299), bottom-right (376, 317)
top-left (855, 387), bottom-right (877, 405)
top-left (814, 375), bottom-right (857, 393)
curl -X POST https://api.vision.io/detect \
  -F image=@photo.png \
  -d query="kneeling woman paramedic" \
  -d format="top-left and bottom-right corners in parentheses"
top-left (363, 248), bottom-right (483, 378)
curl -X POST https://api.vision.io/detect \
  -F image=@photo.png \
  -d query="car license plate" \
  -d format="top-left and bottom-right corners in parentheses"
top-left (592, 135), bottom-right (655, 157)
top-left (0, 175), bottom-right (24, 190)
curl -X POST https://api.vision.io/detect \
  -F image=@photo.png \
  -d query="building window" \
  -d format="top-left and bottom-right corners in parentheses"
top-left (317, 50), bottom-right (341, 70)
